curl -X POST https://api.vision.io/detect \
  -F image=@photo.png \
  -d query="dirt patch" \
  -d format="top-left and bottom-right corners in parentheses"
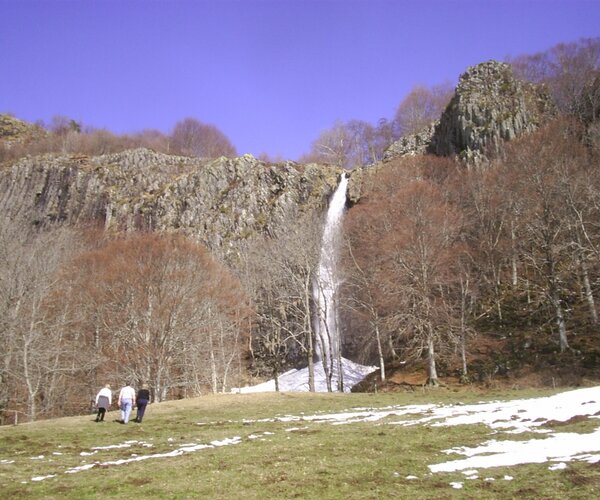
top-left (127, 477), bottom-right (152, 486)
top-left (353, 359), bottom-right (600, 394)
top-left (542, 414), bottom-right (589, 427)
top-left (286, 428), bottom-right (320, 435)
top-left (564, 468), bottom-right (593, 486)
top-left (515, 487), bottom-right (539, 495)
top-left (388, 371), bottom-right (428, 386)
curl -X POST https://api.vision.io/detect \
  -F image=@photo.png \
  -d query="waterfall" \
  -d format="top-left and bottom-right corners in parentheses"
top-left (234, 177), bottom-right (379, 394)
top-left (313, 173), bottom-right (349, 389)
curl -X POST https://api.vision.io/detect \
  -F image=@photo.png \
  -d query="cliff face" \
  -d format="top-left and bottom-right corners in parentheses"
top-left (0, 148), bottom-right (342, 252)
top-left (0, 61), bottom-right (561, 239)
top-left (145, 153), bottom-right (342, 248)
top-left (384, 61), bottom-right (556, 163)
top-left (431, 61), bottom-right (555, 162)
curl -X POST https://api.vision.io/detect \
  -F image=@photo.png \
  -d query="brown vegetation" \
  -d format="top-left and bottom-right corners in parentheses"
top-left (0, 115), bottom-right (236, 164)
top-left (344, 116), bottom-right (600, 392)
top-left (0, 228), bottom-right (250, 423)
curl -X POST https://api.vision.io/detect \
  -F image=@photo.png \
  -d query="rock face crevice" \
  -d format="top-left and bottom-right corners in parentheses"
top-left (0, 149), bottom-right (342, 251)
top-left (384, 61), bottom-right (556, 164)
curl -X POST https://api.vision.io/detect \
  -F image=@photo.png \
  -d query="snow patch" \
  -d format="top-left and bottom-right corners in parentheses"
top-left (428, 387), bottom-right (600, 472)
top-left (31, 474), bottom-right (56, 481)
top-left (549, 462), bottom-right (567, 470)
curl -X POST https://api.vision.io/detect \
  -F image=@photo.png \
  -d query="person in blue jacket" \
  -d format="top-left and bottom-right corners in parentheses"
top-left (134, 384), bottom-right (150, 423)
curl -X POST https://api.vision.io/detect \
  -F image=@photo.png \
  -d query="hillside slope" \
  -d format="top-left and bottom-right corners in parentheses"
top-left (1, 388), bottom-right (598, 498)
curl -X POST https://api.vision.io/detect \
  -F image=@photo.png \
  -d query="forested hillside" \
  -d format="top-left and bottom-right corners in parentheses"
top-left (1, 38), bottom-right (599, 424)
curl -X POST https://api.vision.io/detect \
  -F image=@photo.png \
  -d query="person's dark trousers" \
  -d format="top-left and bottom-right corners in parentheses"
top-left (135, 400), bottom-right (148, 422)
top-left (96, 408), bottom-right (106, 422)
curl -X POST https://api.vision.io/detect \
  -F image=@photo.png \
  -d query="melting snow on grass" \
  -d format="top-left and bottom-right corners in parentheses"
top-left (22, 437), bottom-right (243, 482)
top-left (15, 385), bottom-right (600, 485)
top-left (422, 386), bottom-right (600, 472)
top-left (232, 385), bottom-right (600, 473)
top-left (65, 437), bottom-right (242, 473)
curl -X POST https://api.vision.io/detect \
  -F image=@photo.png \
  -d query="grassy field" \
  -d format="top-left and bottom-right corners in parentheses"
top-left (1, 387), bottom-right (599, 499)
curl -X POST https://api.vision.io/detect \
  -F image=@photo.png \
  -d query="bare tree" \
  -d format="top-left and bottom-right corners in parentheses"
top-left (301, 120), bottom-right (356, 168)
top-left (341, 240), bottom-right (388, 381)
top-left (170, 117), bottom-right (237, 158)
top-left (301, 119), bottom-right (390, 169)
top-left (240, 238), bottom-right (300, 390)
top-left (344, 157), bottom-right (464, 385)
top-left (242, 214), bottom-right (324, 391)
top-left (0, 218), bottom-right (81, 421)
top-left (509, 37), bottom-right (600, 116)
top-left (500, 119), bottom-right (593, 352)
top-left (384, 180), bottom-right (463, 385)
top-left (67, 232), bottom-right (249, 400)
top-left (458, 163), bottom-right (517, 321)
top-left (394, 83), bottom-right (453, 136)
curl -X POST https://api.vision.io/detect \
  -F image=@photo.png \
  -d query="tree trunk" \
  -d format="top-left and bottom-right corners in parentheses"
top-left (460, 336), bottom-right (468, 380)
top-left (511, 221), bottom-right (518, 287)
top-left (426, 335), bottom-right (439, 386)
top-left (545, 242), bottom-right (569, 352)
top-left (307, 331), bottom-right (315, 392)
top-left (580, 256), bottom-right (598, 325)
top-left (209, 340), bottom-right (218, 394)
top-left (553, 293), bottom-right (570, 353)
top-left (374, 321), bottom-right (386, 382)
top-left (23, 320), bottom-right (38, 422)
top-left (495, 284), bottom-right (503, 321)
top-left (319, 315), bottom-right (333, 392)
top-left (336, 336), bottom-right (344, 392)
top-left (274, 366), bottom-right (280, 392)
top-left (387, 336), bottom-right (398, 360)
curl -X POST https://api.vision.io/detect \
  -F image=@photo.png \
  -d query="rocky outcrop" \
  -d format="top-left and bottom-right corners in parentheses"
top-left (382, 121), bottom-right (437, 161)
top-left (0, 148), bottom-right (343, 252)
top-left (0, 114), bottom-right (46, 147)
top-left (384, 61), bottom-right (556, 164)
top-left (432, 61), bottom-right (555, 162)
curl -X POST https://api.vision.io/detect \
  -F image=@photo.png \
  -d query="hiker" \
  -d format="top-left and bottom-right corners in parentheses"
top-left (118, 382), bottom-right (136, 424)
top-left (94, 384), bottom-right (112, 422)
top-left (134, 383), bottom-right (150, 423)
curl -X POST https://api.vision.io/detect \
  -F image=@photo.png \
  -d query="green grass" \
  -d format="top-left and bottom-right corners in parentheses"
top-left (1, 388), bottom-right (599, 498)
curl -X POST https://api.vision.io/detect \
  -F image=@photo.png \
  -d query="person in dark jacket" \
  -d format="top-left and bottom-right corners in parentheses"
top-left (94, 384), bottom-right (112, 422)
top-left (134, 384), bottom-right (150, 423)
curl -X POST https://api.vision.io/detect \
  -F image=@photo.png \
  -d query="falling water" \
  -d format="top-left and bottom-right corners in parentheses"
top-left (234, 180), bottom-right (379, 395)
top-left (313, 173), bottom-right (349, 380)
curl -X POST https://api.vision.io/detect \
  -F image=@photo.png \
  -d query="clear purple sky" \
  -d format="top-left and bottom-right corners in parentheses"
top-left (1, 0), bottom-right (598, 160)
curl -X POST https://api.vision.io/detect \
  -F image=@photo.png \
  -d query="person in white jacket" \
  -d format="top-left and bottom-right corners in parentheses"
top-left (94, 384), bottom-right (112, 422)
top-left (118, 383), bottom-right (136, 424)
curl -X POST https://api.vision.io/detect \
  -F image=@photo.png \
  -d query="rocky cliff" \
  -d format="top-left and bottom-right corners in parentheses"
top-left (0, 61), bottom-right (560, 245)
top-left (0, 148), bottom-right (343, 253)
top-left (384, 61), bottom-right (556, 164)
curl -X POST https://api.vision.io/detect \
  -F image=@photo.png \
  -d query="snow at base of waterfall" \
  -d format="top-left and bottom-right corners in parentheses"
top-left (233, 357), bottom-right (378, 393)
